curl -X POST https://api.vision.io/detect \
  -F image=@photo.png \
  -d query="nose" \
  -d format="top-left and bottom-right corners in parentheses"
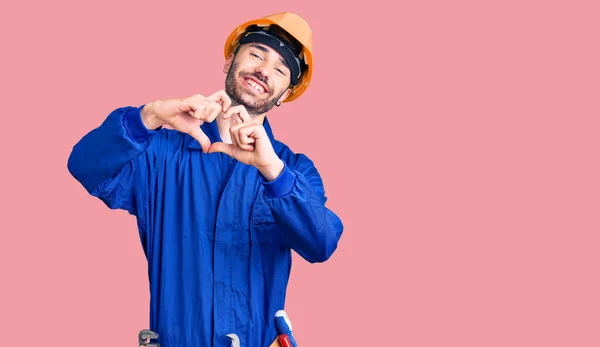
top-left (253, 64), bottom-right (271, 82)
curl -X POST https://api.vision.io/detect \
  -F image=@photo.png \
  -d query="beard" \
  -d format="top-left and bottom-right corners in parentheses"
top-left (225, 62), bottom-right (286, 116)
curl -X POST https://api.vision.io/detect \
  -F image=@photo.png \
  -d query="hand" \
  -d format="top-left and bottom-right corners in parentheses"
top-left (141, 90), bottom-right (231, 153)
top-left (208, 105), bottom-right (284, 181)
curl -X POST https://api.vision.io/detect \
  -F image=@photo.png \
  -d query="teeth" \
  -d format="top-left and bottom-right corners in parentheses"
top-left (246, 78), bottom-right (265, 92)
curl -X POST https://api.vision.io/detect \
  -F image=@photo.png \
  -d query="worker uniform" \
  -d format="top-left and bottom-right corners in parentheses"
top-left (67, 105), bottom-right (344, 347)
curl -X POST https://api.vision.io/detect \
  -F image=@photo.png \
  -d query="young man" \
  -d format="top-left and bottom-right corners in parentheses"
top-left (68, 12), bottom-right (343, 347)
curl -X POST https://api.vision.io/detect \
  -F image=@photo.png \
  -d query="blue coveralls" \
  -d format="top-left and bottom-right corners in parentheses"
top-left (67, 105), bottom-right (344, 347)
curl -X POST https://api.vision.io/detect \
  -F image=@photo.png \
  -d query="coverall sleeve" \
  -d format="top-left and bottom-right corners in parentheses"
top-left (67, 105), bottom-right (161, 219)
top-left (260, 154), bottom-right (344, 263)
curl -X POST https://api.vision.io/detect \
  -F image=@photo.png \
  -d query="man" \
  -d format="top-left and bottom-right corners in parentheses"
top-left (68, 12), bottom-right (343, 347)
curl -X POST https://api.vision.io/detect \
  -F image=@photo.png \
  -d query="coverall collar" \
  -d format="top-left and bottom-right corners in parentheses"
top-left (187, 116), bottom-right (276, 150)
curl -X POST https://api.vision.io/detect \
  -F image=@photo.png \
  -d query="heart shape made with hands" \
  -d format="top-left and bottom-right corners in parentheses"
top-left (180, 90), bottom-right (284, 180)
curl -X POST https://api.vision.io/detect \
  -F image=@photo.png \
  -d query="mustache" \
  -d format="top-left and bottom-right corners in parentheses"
top-left (241, 72), bottom-right (269, 86)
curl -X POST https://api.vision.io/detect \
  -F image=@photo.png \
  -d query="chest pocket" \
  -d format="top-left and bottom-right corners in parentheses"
top-left (251, 187), bottom-right (282, 246)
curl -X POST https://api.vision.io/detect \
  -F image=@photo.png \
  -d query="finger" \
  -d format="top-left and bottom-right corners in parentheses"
top-left (207, 90), bottom-right (231, 112)
top-left (236, 106), bottom-right (251, 123)
top-left (201, 101), bottom-right (215, 120)
top-left (230, 119), bottom-right (260, 134)
top-left (182, 94), bottom-right (212, 115)
top-left (189, 127), bottom-right (211, 153)
top-left (231, 125), bottom-right (255, 151)
top-left (236, 135), bottom-right (255, 151)
top-left (223, 105), bottom-right (249, 121)
top-left (205, 102), bottom-right (222, 123)
top-left (178, 96), bottom-right (201, 113)
top-left (229, 123), bottom-right (243, 149)
top-left (238, 138), bottom-right (255, 152)
top-left (237, 126), bottom-right (256, 149)
top-left (193, 109), bottom-right (205, 121)
top-left (222, 105), bottom-right (239, 120)
top-left (189, 102), bottom-right (207, 120)
top-left (229, 122), bottom-right (254, 151)
top-left (190, 101), bottom-right (217, 121)
top-left (239, 133), bottom-right (256, 145)
top-left (208, 90), bottom-right (232, 112)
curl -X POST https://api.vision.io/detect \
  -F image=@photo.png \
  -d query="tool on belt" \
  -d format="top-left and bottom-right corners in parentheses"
top-left (138, 329), bottom-right (160, 347)
top-left (274, 310), bottom-right (297, 347)
top-left (227, 333), bottom-right (241, 347)
top-left (227, 310), bottom-right (298, 347)
top-left (139, 310), bottom-right (297, 347)
top-left (227, 332), bottom-right (293, 347)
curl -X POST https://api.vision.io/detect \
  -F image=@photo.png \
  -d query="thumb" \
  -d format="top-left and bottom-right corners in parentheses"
top-left (207, 142), bottom-right (236, 157)
top-left (189, 127), bottom-right (211, 153)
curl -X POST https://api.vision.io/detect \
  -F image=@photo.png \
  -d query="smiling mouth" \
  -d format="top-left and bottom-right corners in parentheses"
top-left (243, 77), bottom-right (267, 93)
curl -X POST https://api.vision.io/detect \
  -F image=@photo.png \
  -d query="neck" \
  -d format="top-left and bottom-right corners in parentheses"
top-left (216, 101), bottom-right (267, 144)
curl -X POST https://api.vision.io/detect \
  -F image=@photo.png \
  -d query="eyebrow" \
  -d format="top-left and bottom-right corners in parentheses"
top-left (249, 44), bottom-right (287, 68)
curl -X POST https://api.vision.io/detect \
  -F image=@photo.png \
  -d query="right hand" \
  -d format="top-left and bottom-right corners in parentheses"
top-left (141, 90), bottom-right (231, 153)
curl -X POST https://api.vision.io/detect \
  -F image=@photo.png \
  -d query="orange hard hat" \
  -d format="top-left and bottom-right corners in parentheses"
top-left (224, 12), bottom-right (314, 103)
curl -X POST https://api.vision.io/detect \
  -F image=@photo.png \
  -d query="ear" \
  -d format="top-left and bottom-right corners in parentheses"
top-left (277, 88), bottom-right (293, 104)
top-left (223, 53), bottom-right (235, 74)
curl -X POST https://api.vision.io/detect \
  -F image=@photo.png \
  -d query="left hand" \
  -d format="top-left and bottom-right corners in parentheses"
top-left (207, 105), bottom-right (284, 181)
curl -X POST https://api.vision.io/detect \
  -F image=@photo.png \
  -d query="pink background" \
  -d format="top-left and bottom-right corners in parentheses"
top-left (1, 0), bottom-right (599, 346)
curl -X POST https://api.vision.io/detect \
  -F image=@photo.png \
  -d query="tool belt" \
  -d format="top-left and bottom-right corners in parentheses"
top-left (138, 330), bottom-right (288, 347)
